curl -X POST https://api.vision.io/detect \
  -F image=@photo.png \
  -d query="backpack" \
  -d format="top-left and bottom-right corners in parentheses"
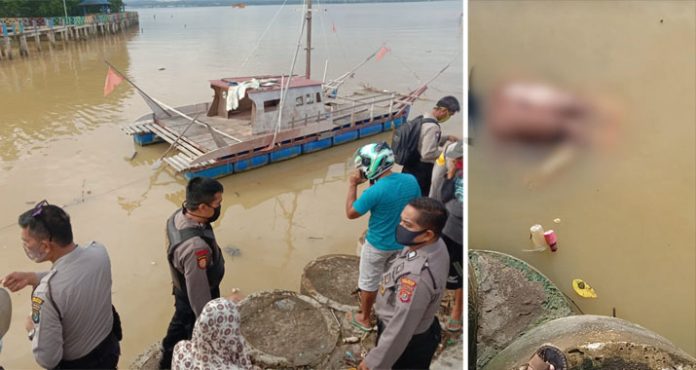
top-left (391, 115), bottom-right (439, 165)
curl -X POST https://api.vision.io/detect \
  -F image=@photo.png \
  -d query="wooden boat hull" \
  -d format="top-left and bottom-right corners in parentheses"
top-left (184, 115), bottom-right (406, 179)
top-left (126, 108), bottom-right (409, 179)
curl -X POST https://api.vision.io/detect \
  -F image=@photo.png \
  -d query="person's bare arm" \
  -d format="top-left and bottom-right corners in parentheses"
top-left (2, 272), bottom-right (45, 292)
top-left (346, 170), bottom-right (366, 219)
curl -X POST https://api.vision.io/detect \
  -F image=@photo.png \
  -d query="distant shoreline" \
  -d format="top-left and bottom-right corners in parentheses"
top-left (126, 0), bottom-right (454, 9)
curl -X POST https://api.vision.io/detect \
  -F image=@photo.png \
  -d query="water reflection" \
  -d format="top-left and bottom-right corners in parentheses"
top-left (470, 0), bottom-right (695, 355)
top-left (0, 31), bottom-right (138, 162)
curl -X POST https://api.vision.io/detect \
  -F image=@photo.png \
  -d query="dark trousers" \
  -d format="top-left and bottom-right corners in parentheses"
top-left (442, 234), bottom-right (464, 290)
top-left (54, 332), bottom-right (120, 369)
top-left (377, 318), bottom-right (442, 369)
top-left (159, 294), bottom-right (196, 369)
top-left (402, 161), bottom-right (435, 197)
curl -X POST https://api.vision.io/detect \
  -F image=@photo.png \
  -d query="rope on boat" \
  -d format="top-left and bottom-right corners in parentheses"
top-left (237, 0), bottom-right (291, 73)
top-left (315, 0), bottom-right (332, 78)
top-left (267, 3), bottom-right (309, 149)
top-left (317, 1), bottom-right (350, 65)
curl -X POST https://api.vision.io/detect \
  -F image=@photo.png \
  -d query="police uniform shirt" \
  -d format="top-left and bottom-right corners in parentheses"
top-left (31, 242), bottom-right (113, 369)
top-left (364, 238), bottom-right (450, 370)
top-left (171, 210), bottom-right (219, 317)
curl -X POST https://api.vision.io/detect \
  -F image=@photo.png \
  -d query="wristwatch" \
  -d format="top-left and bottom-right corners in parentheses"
top-left (27, 328), bottom-right (36, 341)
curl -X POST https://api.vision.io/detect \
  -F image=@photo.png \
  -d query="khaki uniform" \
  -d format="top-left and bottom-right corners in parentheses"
top-left (168, 209), bottom-right (225, 317)
top-left (364, 238), bottom-right (450, 370)
top-left (30, 242), bottom-right (114, 369)
top-left (161, 209), bottom-right (225, 369)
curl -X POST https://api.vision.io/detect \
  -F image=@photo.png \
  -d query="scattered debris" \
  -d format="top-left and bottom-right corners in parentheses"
top-left (529, 224), bottom-right (547, 249)
top-left (572, 279), bottom-right (597, 298)
top-left (553, 218), bottom-right (561, 224)
top-left (544, 230), bottom-right (558, 252)
top-left (308, 236), bottom-right (323, 240)
top-left (274, 298), bottom-right (296, 311)
top-left (521, 247), bottom-right (546, 253)
top-left (342, 336), bottom-right (359, 344)
top-left (223, 246), bottom-right (241, 256)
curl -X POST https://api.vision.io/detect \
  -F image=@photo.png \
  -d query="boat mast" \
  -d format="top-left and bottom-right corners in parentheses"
top-left (305, 0), bottom-right (312, 79)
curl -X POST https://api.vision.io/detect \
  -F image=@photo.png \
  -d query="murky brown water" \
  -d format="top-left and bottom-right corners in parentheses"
top-left (469, 0), bottom-right (695, 356)
top-left (0, 2), bottom-right (463, 367)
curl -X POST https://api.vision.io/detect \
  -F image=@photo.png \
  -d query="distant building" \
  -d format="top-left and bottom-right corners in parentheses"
top-left (78, 0), bottom-right (114, 15)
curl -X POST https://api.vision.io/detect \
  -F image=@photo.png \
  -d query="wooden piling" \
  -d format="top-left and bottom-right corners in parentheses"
top-left (19, 35), bottom-right (29, 57)
top-left (34, 31), bottom-right (41, 52)
top-left (3, 37), bottom-right (12, 60)
top-left (47, 30), bottom-right (56, 46)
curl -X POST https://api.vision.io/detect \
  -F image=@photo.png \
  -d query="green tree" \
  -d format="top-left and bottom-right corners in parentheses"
top-left (110, 0), bottom-right (124, 12)
top-left (0, 0), bottom-right (83, 17)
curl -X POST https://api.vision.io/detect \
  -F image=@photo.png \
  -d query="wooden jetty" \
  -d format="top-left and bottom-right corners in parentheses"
top-left (0, 12), bottom-right (138, 61)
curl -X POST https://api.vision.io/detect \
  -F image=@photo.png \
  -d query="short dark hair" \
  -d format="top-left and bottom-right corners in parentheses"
top-left (185, 177), bottom-right (224, 211)
top-left (18, 202), bottom-right (73, 246)
top-left (407, 197), bottom-right (448, 237)
top-left (436, 96), bottom-right (461, 113)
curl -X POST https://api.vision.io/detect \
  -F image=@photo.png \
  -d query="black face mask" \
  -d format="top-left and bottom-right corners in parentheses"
top-left (396, 224), bottom-right (428, 246)
top-left (207, 205), bottom-right (222, 223)
top-left (183, 202), bottom-right (222, 224)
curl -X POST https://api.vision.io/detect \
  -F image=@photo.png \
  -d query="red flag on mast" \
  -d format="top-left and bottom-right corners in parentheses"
top-left (104, 66), bottom-right (124, 97)
top-left (376, 45), bottom-right (391, 62)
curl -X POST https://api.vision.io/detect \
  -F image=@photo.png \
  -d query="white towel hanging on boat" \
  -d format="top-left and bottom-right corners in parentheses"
top-left (226, 79), bottom-right (260, 111)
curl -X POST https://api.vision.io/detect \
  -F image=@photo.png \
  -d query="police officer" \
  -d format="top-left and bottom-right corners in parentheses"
top-left (359, 197), bottom-right (450, 370)
top-left (2, 201), bottom-right (121, 369)
top-left (160, 177), bottom-right (226, 369)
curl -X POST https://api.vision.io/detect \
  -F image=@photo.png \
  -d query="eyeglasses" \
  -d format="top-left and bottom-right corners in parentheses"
top-left (31, 200), bottom-right (53, 241)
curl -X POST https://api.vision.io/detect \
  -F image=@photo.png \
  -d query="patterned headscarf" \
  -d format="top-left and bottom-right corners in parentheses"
top-left (172, 298), bottom-right (254, 370)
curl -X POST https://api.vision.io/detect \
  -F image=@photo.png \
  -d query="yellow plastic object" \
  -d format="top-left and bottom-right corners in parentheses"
top-left (572, 279), bottom-right (597, 298)
top-left (436, 152), bottom-right (446, 166)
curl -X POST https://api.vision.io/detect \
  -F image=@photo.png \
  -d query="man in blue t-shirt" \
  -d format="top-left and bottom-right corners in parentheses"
top-left (345, 142), bottom-right (421, 331)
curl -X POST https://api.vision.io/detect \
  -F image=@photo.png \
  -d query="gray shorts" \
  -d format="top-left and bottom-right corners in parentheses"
top-left (358, 240), bottom-right (398, 292)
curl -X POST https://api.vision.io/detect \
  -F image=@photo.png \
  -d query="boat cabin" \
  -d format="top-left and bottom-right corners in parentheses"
top-left (207, 75), bottom-right (326, 135)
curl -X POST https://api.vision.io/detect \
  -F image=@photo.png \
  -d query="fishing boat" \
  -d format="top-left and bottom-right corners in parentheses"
top-left (120, 0), bottom-right (439, 180)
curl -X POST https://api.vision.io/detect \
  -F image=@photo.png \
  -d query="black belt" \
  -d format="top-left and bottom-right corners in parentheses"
top-left (53, 306), bottom-right (122, 370)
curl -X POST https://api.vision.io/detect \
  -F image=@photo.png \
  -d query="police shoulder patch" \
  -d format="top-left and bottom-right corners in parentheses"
top-left (400, 277), bottom-right (417, 287)
top-left (398, 288), bottom-right (413, 303)
top-left (195, 249), bottom-right (209, 270)
top-left (398, 276), bottom-right (417, 303)
top-left (31, 296), bottom-right (44, 324)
